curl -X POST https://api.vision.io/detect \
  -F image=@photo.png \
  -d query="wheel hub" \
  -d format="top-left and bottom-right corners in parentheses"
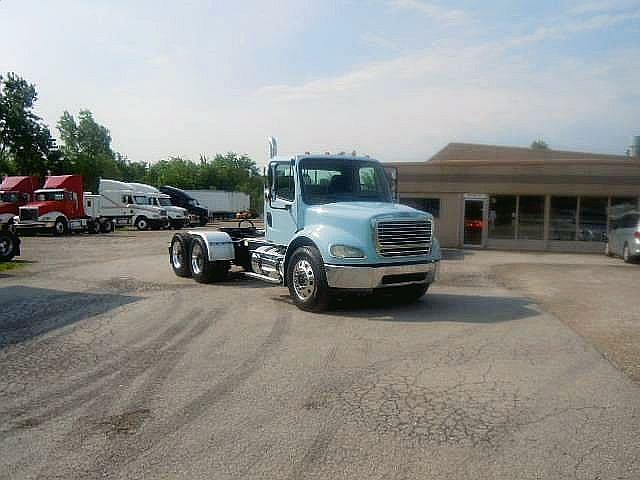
top-left (172, 241), bottom-right (183, 269)
top-left (293, 259), bottom-right (316, 301)
top-left (191, 242), bottom-right (204, 275)
top-left (0, 238), bottom-right (12, 256)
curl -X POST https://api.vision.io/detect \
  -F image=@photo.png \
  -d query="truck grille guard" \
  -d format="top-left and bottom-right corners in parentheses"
top-left (375, 218), bottom-right (433, 257)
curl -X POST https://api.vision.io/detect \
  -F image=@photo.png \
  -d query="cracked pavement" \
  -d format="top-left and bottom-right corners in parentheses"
top-left (0, 230), bottom-right (639, 479)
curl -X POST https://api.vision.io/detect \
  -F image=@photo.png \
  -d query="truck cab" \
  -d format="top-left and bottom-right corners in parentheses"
top-left (159, 185), bottom-right (209, 226)
top-left (0, 176), bottom-right (41, 225)
top-left (127, 182), bottom-right (187, 229)
top-left (17, 175), bottom-right (86, 234)
top-left (169, 140), bottom-right (440, 312)
top-left (98, 179), bottom-right (168, 230)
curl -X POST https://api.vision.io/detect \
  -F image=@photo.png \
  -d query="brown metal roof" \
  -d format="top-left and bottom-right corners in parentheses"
top-left (426, 142), bottom-right (633, 165)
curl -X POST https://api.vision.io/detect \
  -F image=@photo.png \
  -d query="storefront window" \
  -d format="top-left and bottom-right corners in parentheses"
top-left (578, 197), bottom-right (607, 242)
top-left (518, 196), bottom-right (545, 240)
top-left (550, 196), bottom-right (577, 240)
top-left (489, 195), bottom-right (516, 239)
top-left (401, 198), bottom-right (440, 217)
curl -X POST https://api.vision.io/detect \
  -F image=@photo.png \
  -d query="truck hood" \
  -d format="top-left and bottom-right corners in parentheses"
top-left (302, 201), bottom-right (437, 265)
top-left (19, 201), bottom-right (61, 216)
top-left (305, 201), bottom-right (429, 224)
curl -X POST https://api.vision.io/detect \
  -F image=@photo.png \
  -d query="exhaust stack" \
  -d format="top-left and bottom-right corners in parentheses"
top-left (267, 136), bottom-right (278, 159)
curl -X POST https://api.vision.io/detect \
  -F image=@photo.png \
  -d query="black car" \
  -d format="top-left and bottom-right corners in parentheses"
top-left (159, 186), bottom-right (209, 226)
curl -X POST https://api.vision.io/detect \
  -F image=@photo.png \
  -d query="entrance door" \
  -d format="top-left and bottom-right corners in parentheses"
top-left (464, 198), bottom-right (486, 247)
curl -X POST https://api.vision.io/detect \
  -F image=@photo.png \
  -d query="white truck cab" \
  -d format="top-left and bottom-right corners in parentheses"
top-left (127, 182), bottom-right (188, 229)
top-left (99, 179), bottom-right (168, 230)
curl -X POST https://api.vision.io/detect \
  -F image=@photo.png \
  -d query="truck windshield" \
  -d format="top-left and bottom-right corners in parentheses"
top-left (299, 159), bottom-right (392, 205)
top-left (158, 198), bottom-right (172, 206)
top-left (35, 191), bottom-right (65, 201)
top-left (134, 195), bottom-right (148, 205)
top-left (0, 192), bottom-right (19, 203)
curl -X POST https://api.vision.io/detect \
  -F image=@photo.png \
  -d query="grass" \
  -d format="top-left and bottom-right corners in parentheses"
top-left (0, 261), bottom-right (28, 272)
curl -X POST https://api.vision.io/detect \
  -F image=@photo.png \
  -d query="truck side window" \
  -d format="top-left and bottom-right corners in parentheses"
top-left (358, 167), bottom-right (377, 193)
top-left (274, 163), bottom-right (295, 202)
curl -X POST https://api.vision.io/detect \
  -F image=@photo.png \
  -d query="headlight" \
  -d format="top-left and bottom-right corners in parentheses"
top-left (330, 244), bottom-right (365, 258)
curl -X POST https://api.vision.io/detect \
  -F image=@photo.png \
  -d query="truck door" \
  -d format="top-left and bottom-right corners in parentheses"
top-left (266, 161), bottom-right (298, 245)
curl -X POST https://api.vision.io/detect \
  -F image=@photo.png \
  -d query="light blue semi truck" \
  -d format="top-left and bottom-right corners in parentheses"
top-left (168, 138), bottom-right (441, 312)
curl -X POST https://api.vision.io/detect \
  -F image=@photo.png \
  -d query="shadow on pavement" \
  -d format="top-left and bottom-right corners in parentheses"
top-left (328, 291), bottom-right (539, 323)
top-left (440, 249), bottom-right (474, 261)
top-left (0, 286), bottom-right (141, 348)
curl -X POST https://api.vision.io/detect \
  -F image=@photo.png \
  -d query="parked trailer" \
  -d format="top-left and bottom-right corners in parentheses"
top-left (168, 138), bottom-right (441, 312)
top-left (183, 190), bottom-right (250, 219)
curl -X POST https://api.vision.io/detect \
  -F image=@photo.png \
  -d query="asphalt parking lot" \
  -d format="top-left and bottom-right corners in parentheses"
top-left (1, 229), bottom-right (639, 479)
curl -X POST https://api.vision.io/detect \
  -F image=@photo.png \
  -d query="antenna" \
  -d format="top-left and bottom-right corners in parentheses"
top-left (267, 136), bottom-right (278, 159)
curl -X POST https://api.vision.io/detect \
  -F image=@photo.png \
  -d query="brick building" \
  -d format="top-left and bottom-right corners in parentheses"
top-left (387, 143), bottom-right (640, 252)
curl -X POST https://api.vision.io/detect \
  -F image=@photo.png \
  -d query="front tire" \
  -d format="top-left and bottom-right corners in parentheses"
top-left (199, 216), bottom-right (208, 227)
top-left (53, 217), bottom-right (67, 236)
top-left (605, 242), bottom-right (613, 257)
top-left (190, 236), bottom-right (229, 283)
top-left (135, 216), bottom-right (149, 231)
top-left (286, 246), bottom-right (330, 312)
top-left (0, 231), bottom-right (17, 262)
top-left (170, 233), bottom-right (191, 277)
top-left (623, 243), bottom-right (633, 263)
top-left (100, 220), bottom-right (114, 233)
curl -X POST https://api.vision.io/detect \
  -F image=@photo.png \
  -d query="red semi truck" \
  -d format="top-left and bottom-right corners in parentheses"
top-left (15, 175), bottom-right (115, 235)
top-left (0, 176), bottom-right (41, 226)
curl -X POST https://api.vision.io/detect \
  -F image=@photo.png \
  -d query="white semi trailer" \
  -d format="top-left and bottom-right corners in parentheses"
top-left (183, 190), bottom-right (250, 219)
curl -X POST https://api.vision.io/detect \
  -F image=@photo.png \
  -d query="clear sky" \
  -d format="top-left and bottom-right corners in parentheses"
top-left (1, 0), bottom-right (639, 165)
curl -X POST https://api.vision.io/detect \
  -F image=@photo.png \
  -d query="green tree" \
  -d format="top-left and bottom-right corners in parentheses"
top-left (115, 153), bottom-right (148, 183)
top-left (57, 110), bottom-right (120, 191)
top-left (0, 72), bottom-right (56, 177)
top-left (530, 139), bottom-right (549, 150)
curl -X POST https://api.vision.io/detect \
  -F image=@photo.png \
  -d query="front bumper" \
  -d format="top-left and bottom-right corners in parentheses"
top-left (148, 218), bottom-right (169, 229)
top-left (15, 220), bottom-right (55, 230)
top-left (324, 260), bottom-right (439, 290)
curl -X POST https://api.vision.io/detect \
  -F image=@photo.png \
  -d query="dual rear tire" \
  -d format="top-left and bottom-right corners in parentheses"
top-left (170, 233), bottom-right (229, 283)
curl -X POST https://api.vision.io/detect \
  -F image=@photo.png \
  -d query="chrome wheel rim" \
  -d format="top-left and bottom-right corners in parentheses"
top-left (624, 246), bottom-right (629, 262)
top-left (55, 221), bottom-right (65, 234)
top-left (172, 240), bottom-right (183, 269)
top-left (0, 237), bottom-right (12, 257)
top-left (293, 259), bottom-right (316, 301)
top-left (138, 219), bottom-right (147, 230)
top-left (191, 242), bottom-right (204, 275)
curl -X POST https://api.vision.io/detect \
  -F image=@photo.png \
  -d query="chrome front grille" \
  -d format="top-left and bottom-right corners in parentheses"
top-left (19, 207), bottom-right (39, 221)
top-left (376, 219), bottom-right (432, 257)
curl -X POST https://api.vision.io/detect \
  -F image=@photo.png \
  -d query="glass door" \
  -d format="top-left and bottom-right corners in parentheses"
top-left (464, 198), bottom-right (487, 246)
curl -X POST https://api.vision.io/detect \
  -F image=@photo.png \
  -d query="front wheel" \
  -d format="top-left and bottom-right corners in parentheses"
top-left (199, 216), bottom-right (208, 227)
top-left (100, 220), bottom-right (114, 233)
top-left (190, 236), bottom-right (230, 283)
top-left (53, 217), bottom-right (67, 236)
top-left (623, 243), bottom-right (633, 263)
top-left (605, 242), bottom-right (613, 257)
top-left (286, 246), bottom-right (330, 312)
top-left (135, 217), bottom-right (148, 231)
top-left (0, 231), bottom-right (17, 262)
